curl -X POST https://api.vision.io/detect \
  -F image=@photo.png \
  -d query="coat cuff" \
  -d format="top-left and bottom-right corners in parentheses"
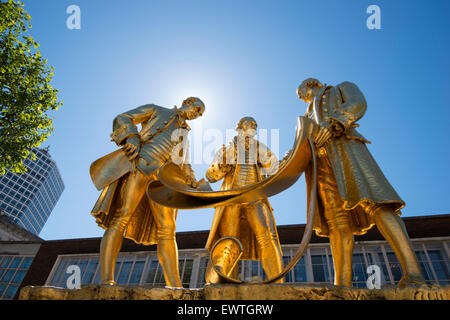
top-left (329, 109), bottom-right (356, 131)
top-left (110, 124), bottom-right (139, 146)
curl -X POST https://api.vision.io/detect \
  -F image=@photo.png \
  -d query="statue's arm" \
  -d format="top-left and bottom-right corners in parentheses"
top-left (110, 104), bottom-right (159, 146)
top-left (329, 81), bottom-right (367, 131)
top-left (205, 144), bottom-right (234, 183)
top-left (257, 141), bottom-right (279, 176)
top-left (177, 134), bottom-right (199, 187)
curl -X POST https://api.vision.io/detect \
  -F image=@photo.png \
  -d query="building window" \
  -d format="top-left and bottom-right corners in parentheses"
top-left (116, 256), bottom-right (134, 285)
top-left (196, 257), bottom-right (209, 288)
top-left (382, 251), bottom-right (403, 283)
top-left (144, 258), bottom-right (165, 287)
top-left (283, 256), bottom-right (292, 282)
top-left (82, 257), bottom-right (99, 284)
top-left (128, 258), bottom-right (145, 285)
top-left (281, 249), bottom-right (307, 283)
top-left (427, 250), bottom-right (450, 285)
top-left (48, 252), bottom-right (205, 289)
top-left (310, 253), bottom-right (333, 283)
top-left (291, 256), bottom-right (308, 283)
top-left (414, 244), bottom-right (450, 285)
top-left (0, 255), bottom-right (34, 300)
top-left (415, 250), bottom-right (436, 283)
top-left (143, 254), bottom-right (195, 288)
top-left (238, 260), bottom-right (264, 282)
top-left (44, 240), bottom-right (450, 290)
top-left (179, 258), bottom-right (194, 288)
top-left (352, 253), bottom-right (369, 287)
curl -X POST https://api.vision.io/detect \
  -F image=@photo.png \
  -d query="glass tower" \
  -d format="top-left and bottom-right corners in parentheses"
top-left (0, 147), bottom-right (64, 235)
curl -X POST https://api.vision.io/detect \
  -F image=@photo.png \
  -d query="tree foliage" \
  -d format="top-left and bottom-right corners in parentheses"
top-left (0, 0), bottom-right (62, 174)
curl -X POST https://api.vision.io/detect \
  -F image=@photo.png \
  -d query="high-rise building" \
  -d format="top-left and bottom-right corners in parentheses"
top-left (0, 147), bottom-right (64, 235)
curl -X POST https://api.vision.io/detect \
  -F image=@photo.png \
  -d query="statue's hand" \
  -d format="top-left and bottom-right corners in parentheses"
top-left (329, 118), bottom-right (345, 137)
top-left (122, 135), bottom-right (141, 160)
top-left (188, 178), bottom-right (198, 188)
top-left (181, 164), bottom-right (198, 188)
top-left (314, 126), bottom-right (332, 148)
top-left (187, 176), bottom-right (198, 188)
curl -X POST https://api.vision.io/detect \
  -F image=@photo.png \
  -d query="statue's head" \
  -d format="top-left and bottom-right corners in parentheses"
top-left (236, 116), bottom-right (257, 137)
top-left (297, 78), bottom-right (323, 103)
top-left (179, 97), bottom-right (205, 120)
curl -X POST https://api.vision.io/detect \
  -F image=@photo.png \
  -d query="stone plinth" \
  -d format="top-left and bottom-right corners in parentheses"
top-left (204, 283), bottom-right (449, 300)
top-left (19, 284), bottom-right (203, 300)
top-left (19, 283), bottom-right (449, 300)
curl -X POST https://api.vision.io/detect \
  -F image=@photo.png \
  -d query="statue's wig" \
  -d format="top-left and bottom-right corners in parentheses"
top-left (181, 97), bottom-right (205, 114)
top-left (236, 116), bottom-right (257, 131)
top-left (297, 78), bottom-right (323, 99)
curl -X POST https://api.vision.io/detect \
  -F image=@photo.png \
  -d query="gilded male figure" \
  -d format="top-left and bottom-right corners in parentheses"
top-left (297, 78), bottom-right (425, 286)
top-left (204, 116), bottom-right (284, 283)
top-left (90, 97), bottom-right (205, 287)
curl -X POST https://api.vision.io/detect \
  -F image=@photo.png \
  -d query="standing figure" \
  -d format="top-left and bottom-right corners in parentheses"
top-left (90, 97), bottom-right (205, 287)
top-left (296, 78), bottom-right (425, 286)
top-left (204, 116), bottom-right (284, 283)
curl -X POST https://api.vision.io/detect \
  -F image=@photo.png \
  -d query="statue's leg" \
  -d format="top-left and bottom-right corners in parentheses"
top-left (371, 206), bottom-right (425, 286)
top-left (246, 201), bottom-right (284, 283)
top-left (205, 206), bottom-right (241, 283)
top-left (148, 199), bottom-right (182, 288)
top-left (100, 171), bottom-right (149, 285)
top-left (99, 228), bottom-right (123, 285)
top-left (316, 150), bottom-right (354, 287)
top-left (326, 213), bottom-right (354, 287)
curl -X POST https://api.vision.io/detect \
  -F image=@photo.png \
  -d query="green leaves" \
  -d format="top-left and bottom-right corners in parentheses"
top-left (0, 0), bottom-right (62, 174)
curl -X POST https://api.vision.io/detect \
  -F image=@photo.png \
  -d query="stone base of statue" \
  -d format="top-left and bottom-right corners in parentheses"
top-left (19, 283), bottom-right (449, 300)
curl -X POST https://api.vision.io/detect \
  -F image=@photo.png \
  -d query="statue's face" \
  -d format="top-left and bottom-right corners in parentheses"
top-left (297, 84), bottom-right (317, 103)
top-left (181, 99), bottom-right (204, 120)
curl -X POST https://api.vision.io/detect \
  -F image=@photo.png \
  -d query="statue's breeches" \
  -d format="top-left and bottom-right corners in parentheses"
top-left (314, 147), bottom-right (397, 237)
top-left (108, 171), bottom-right (177, 241)
top-left (316, 148), bottom-right (350, 231)
top-left (247, 201), bottom-right (280, 250)
top-left (219, 200), bottom-right (280, 252)
top-left (108, 171), bottom-right (149, 232)
top-left (148, 197), bottom-right (177, 241)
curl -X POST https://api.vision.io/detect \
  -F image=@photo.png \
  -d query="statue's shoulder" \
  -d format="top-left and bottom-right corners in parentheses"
top-left (336, 81), bottom-right (360, 90)
top-left (136, 103), bottom-right (164, 113)
top-left (154, 104), bottom-right (177, 116)
top-left (336, 81), bottom-right (366, 101)
top-left (127, 103), bottom-right (176, 117)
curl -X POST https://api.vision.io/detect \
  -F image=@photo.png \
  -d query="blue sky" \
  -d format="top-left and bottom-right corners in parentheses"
top-left (18, 0), bottom-right (449, 240)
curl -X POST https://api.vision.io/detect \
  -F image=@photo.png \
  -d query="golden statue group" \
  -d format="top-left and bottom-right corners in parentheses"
top-left (89, 78), bottom-right (426, 288)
